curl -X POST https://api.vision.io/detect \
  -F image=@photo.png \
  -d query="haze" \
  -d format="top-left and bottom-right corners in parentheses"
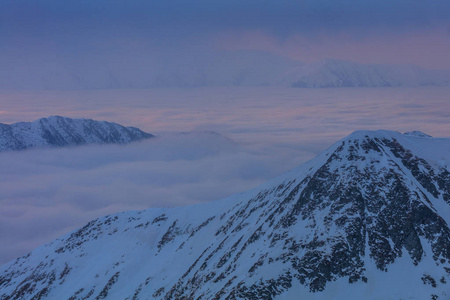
top-left (1, 0), bottom-right (450, 89)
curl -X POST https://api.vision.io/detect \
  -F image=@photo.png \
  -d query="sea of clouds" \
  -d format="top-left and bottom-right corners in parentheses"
top-left (0, 131), bottom-right (313, 265)
top-left (1, 86), bottom-right (450, 265)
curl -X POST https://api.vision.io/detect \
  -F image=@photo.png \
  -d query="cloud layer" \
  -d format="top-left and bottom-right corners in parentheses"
top-left (0, 132), bottom-right (312, 265)
top-left (1, 86), bottom-right (450, 265)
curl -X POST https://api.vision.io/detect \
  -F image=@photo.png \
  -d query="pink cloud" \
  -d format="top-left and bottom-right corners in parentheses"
top-left (215, 28), bottom-right (450, 70)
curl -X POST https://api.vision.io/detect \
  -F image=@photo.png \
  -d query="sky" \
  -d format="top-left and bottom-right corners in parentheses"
top-left (1, 0), bottom-right (450, 88)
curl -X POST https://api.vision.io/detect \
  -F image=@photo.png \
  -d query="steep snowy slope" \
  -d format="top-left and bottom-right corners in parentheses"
top-left (0, 116), bottom-right (153, 152)
top-left (0, 130), bottom-right (449, 299)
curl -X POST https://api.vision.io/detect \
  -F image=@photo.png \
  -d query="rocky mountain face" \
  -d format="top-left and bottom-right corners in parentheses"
top-left (0, 130), bottom-right (449, 299)
top-left (0, 116), bottom-right (153, 151)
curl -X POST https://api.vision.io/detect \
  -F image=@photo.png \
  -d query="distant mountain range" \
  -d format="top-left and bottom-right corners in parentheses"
top-left (1, 51), bottom-right (450, 89)
top-left (291, 59), bottom-right (450, 88)
top-left (0, 116), bottom-right (153, 151)
top-left (1, 130), bottom-right (449, 299)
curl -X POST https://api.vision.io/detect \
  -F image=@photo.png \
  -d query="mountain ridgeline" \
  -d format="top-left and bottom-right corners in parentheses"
top-left (2, 51), bottom-right (450, 89)
top-left (0, 116), bottom-right (153, 152)
top-left (290, 59), bottom-right (450, 88)
top-left (0, 130), bottom-right (449, 299)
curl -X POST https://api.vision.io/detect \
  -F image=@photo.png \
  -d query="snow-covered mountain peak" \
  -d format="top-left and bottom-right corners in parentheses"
top-left (341, 129), bottom-right (401, 140)
top-left (1, 130), bottom-right (449, 299)
top-left (404, 131), bottom-right (433, 138)
top-left (0, 116), bottom-right (153, 152)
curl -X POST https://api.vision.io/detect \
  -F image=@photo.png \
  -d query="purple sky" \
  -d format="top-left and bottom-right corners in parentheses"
top-left (0, 0), bottom-right (450, 79)
top-left (217, 28), bottom-right (450, 70)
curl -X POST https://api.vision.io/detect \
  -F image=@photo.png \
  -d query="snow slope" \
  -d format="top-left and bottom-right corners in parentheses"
top-left (0, 116), bottom-right (153, 152)
top-left (0, 130), bottom-right (449, 299)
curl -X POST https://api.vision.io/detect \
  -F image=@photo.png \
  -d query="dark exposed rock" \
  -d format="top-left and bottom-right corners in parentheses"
top-left (96, 272), bottom-right (120, 299)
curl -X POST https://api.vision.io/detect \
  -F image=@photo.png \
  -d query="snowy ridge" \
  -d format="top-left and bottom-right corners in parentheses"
top-left (0, 130), bottom-right (449, 299)
top-left (291, 60), bottom-right (450, 88)
top-left (404, 131), bottom-right (433, 138)
top-left (0, 116), bottom-right (153, 152)
top-left (2, 51), bottom-right (450, 89)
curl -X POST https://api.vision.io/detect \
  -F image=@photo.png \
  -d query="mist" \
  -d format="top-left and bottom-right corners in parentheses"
top-left (0, 131), bottom-right (315, 265)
